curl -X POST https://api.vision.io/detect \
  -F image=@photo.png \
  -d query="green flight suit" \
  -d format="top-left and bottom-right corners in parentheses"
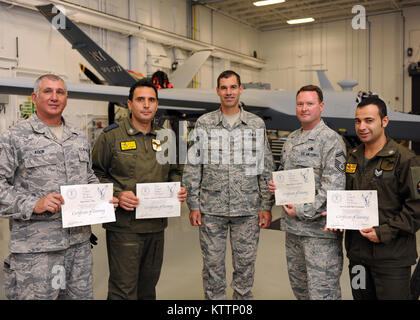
top-left (92, 117), bottom-right (182, 299)
top-left (345, 138), bottom-right (420, 299)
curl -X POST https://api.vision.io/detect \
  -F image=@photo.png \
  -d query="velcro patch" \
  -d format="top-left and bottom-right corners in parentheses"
top-left (380, 158), bottom-right (396, 171)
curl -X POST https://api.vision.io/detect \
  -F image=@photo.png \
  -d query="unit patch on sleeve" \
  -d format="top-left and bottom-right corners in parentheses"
top-left (120, 141), bottom-right (137, 151)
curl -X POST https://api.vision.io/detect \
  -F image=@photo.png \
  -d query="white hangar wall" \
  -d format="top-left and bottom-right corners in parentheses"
top-left (259, 6), bottom-right (420, 113)
top-left (182, 4), bottom-right (261, 88)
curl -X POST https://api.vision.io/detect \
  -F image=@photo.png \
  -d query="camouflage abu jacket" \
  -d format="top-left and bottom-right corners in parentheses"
top-left (182, 106), bottom-right (274, 216)
top-left (0, 114), bottom-right (98, 253)
top-left (279, 119), bottom-right (346, 239)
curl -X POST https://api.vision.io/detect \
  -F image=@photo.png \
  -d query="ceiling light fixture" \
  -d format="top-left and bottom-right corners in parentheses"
top-left (253, 0), bottom-right (285, 7)
top-left (287, 17), bottom-right (315, 24)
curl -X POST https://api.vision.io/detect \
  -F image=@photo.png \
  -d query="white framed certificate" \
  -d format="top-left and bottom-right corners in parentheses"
top-left (273, 168), bottom-right (315, 205)
top-left (61, 183), bottom-right (115, 228)
top-left (326, 190), bottom-right (379, 230)
top-left (136, 182), bottom-right (180, 219)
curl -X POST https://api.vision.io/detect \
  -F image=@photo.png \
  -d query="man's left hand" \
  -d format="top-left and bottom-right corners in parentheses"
top-left (360, 228), bottom-right (380, 243)
top-left (259, 211), bottom-right (272, 229)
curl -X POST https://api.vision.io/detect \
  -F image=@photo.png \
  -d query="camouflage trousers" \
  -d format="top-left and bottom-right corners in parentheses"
top-left (285, 232), bottom-right (343, 300)
top-left (199, 214), bottom-right (260, 300)
top-left (3, 241), bottom-right (93, 300)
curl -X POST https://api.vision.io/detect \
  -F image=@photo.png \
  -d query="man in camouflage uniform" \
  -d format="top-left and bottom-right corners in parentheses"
top-left (92, 78), bottom-right (187, 300)
top-left (0, 74), bottom-right (111, 299)
top-left (344, 97), bottom-right (420, 299)
top-left (182, 70), bottom-right (274, 300)
top-left (269, 85), bottom-right (346, 300)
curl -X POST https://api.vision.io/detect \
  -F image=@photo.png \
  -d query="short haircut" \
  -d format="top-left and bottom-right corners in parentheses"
top-left (128, 78), bottom-right (158, 101)
top-left (296, 84), bottom-right (323, 103)
top-left (217, 70), bottom-right (241, 88)
top-left (357, 96), bottom-right (387, 119)
top-left (34, 74), bottom-right (67, 95)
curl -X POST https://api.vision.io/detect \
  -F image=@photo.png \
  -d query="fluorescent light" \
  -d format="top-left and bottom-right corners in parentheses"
top-left (287, 17), bottom-right (315, 24)
top-left (253, 0), bottom-right (285, 7)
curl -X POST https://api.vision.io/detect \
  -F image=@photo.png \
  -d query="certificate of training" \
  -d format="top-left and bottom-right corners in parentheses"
top-left (136, 182), bottom-right (181, 219)
top-left (272, 168), bottom-right (315, 205)
top-left (326, 190), bottom-right (379, 230)
top-left (61, 183), bottom-right (115, 228)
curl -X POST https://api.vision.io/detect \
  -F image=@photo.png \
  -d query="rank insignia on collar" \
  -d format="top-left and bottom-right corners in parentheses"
top-left (345, 163), bottom-right (357, 173)
top-left (120, 141), bottom-right (137, 151)
top-left (152, 139), bottom-right (162, 151)
top-left (374, 168), bottom-right (383, 178)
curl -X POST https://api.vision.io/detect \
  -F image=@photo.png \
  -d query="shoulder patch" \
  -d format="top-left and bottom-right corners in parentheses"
top-left (103, 123), bottom-right (119, 132)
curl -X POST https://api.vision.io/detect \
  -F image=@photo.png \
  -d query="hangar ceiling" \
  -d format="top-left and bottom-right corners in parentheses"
top-left (193, 0), bottom-right (420, 31)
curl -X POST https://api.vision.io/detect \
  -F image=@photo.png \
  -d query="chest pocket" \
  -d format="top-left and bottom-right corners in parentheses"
top-left (288, 143), bottom-right (322, 173)
top-left (73, 150), bottom-right (89, 179)
top-left (78, 151), bottom-right (90, 163)
top-left (23, 155), bottom-right (58, 181)
top-left (24, 155), bottom-right (57, 169)
top-left (110, 151), bottom-right (136, 178)
top-left (370, 156), bottom-right (398, 191)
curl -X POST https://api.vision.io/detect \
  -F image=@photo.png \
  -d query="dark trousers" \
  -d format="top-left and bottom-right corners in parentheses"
top-left (106, 230), bottom-right (164, 300)
top-left (349, 262), bottom-right (411, 300)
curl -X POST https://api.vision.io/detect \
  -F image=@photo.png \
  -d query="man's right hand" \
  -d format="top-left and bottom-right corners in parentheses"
top-left (33, 193), bottom-right (64, 214)
top-left (118, 191), bottom-right (139, 211)
top-left (189, 210), bottom-right (202, 226)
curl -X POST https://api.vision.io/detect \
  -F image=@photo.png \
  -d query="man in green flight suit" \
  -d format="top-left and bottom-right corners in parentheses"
top-left (344, 96), bottom-right (420, 299)
top-left (92, 78), bottom-right (187, 300)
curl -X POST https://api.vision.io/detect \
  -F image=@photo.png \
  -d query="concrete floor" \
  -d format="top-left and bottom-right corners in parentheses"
top-left (0, 204), bottom-right (418, 300)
